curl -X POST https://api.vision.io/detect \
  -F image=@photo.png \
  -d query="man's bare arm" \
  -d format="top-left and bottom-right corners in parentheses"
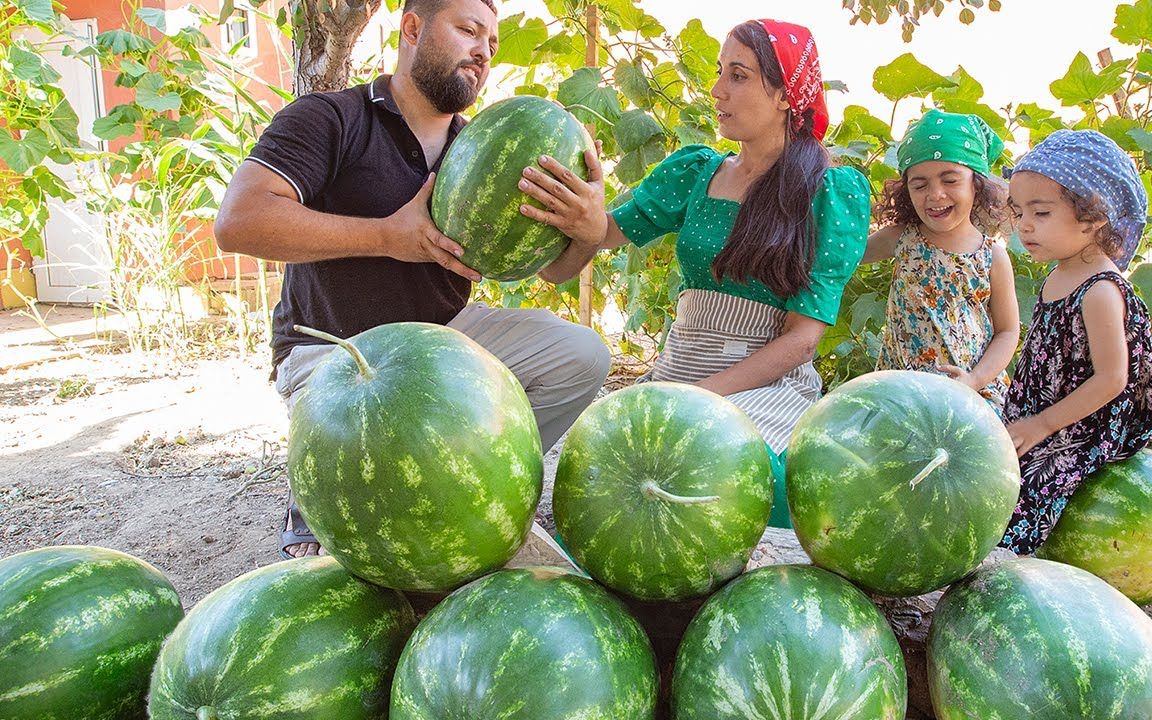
top-left (214, 162), bottom-right (480, 281)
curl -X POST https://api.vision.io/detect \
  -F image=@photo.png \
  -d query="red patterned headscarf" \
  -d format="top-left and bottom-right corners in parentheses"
top-left (758, 19), bottom-right (829, 141)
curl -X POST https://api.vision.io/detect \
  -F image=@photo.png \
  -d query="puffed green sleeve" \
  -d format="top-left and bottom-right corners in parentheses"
top-left (784, 166), bottom-right (871, 324)
top-left (610, 145), bottom-right (719, 247)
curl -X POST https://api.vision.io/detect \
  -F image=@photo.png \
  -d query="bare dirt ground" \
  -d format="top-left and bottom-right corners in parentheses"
top-left (0, 305), bottom-right (588, 606)
top-left (1, 341), bottom-right (291, 605)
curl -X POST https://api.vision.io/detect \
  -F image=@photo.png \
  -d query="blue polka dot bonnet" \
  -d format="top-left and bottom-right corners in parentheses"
top-left (1013, 129), bottom-right (1148, 270)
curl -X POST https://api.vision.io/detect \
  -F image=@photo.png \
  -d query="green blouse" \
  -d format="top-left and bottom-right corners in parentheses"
top-left (610, 145), bottom-right (871, 325)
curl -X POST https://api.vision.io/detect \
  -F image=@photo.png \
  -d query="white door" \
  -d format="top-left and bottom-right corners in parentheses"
top-left (32, 19), bottom-right (109, 305)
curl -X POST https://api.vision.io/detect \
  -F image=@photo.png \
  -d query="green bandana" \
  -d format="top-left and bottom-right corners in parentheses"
top-left (896, 109), bottom-right (1004, 176)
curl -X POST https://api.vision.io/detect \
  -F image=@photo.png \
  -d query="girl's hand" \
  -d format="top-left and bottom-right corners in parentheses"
top-left (1006, 415), bottom-right (1054, 458)
top-left (518, 144), bottom-right (607, 247)
top-left (938, 364), bottom-right (980, 391)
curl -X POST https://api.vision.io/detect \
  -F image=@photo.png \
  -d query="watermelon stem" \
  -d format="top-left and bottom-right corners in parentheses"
top-left (640, 480), bottom-right (720, 505)
top-left (196, 708), bottom-right (218, 720)
top-left (293, 325), bottom-right (376, 379)
top-left (909, 449), bottom-right (950, 489)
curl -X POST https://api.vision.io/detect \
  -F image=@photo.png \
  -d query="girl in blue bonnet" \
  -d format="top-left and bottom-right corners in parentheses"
top-left (1001, 129), bottom-right (1152, 555)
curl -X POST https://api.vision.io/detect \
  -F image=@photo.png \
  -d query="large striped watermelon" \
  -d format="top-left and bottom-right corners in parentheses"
top-left (149, 556), bottom-right (416, 719)
top-left (289, 322), bottom-right (543, 591)
top-left (672, 565), bottom-right (907, 719)
top-left (391, 567), bottom-right (657, 719)
top-left (431, 95), bottom-right (594, 281)
top-left (787, 370), bottom-right (1020, 596)
top-left (553, 382), bottom-right (774, 601)
top-left (0, 545), bottom-right (183, 719)
top-left (928, 558), bottom-right (1152, 719)
top-left (1038, 450), bottom-right (1152, 605)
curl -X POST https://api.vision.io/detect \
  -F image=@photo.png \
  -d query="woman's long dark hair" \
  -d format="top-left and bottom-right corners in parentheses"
top-left (711, 21), bottom-right (829, 299)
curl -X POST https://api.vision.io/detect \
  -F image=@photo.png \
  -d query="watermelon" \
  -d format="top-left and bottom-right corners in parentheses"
top-left (787, 370), bottom-right (1020, 596)
top-left (672, 565), bottom-right (907, 719)
top-left (149, 556), bottom-right (415, 720)
top-left (431, 95), bottom-right (594, 281)
top-left (390, 567), bottom-right (657, 719)
top-left (928, 557), bottom-right (1152, 719)
top-left (288, 322), bottom-right (543, 591)
top-left (0, 545), bottom-right (183, 719)
top-left (553, 382), bottom-right (774, 601)
top-left (1038, 450), bottom-right (1152, 605)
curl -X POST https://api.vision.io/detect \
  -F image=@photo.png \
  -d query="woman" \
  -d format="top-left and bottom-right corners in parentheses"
top-left (524, 19), bottom-right (870, 527)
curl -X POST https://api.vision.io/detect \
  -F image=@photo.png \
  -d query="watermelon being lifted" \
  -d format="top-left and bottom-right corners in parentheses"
top-left (0, 545), bottom-right (184, 720)
top-left (431, 95), bottom-right (594, 281)
top-left (787, 370), bottom-right (1020, 597)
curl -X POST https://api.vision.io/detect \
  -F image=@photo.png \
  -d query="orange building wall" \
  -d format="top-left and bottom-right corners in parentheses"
top-left (0, 241), bottom-right (36, 309)
top-left (55, 0), bottom-right (293, 286)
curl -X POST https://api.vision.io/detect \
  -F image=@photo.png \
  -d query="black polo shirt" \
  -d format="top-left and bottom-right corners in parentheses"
top-left (247, 75), bottom-right (471, 369)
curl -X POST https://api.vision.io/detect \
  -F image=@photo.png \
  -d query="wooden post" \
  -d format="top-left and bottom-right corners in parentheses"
top-left (578, 4), bottom-right (599, 327)
top-left (1098, 48), bottom-right (1132, 119)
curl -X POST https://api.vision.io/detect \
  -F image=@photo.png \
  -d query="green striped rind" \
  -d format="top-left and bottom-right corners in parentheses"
top-left (928, 557), bottom-right (1152, 719)
top-left (390, 567), bottom-right (657, 719)
top-left (0, 545), bottom-right (183, 720)
top-left (289, 322), bottom-right (543, 591)
top-left (431, 96), bottom-right (594, 281)
top-left (787, 370), bottom-right (1020, 596)
top-left (149, 556), bottom-right (416, 720)
top-left (1038, 450), bottom-right (1152, 605)
top-left (672, 565), bottom-right (907, 720)
top-left (554, 382), bottom-right (773, 601)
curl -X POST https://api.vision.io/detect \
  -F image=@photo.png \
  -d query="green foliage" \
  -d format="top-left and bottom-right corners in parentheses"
top-left (7, 0), bottom-right (1152, 386)
top-left (1, 0), bottom-right (282, 355)
top-left (844, 0), bottom-right (1002, 42)
top-left (1049, 52), bottom-right (1127, 110)
top-left (0, 6), bottom-right (78, 256)
top-left (874, 54), bottom-right (957, 103)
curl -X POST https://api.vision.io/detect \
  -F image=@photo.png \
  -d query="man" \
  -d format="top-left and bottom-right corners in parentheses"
top-left (215, 0), bottom-right (611, 558)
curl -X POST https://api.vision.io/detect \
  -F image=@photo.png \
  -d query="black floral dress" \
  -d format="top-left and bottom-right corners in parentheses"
top-left (1000, 271), bottom-right (1152, 554)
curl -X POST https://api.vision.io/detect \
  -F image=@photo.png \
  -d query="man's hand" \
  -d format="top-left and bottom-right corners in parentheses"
top-left (385, 173), bottom-right (481, 282)
top-left (518, 145), bottom-right (607, 248)
top-left (1006, 414), bottom-right (1054, 458)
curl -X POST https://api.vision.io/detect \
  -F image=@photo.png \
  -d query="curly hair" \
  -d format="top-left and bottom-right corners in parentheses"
top-left (874, 171), bottom-right (1009, 237)
top-left (1058, 185), bottom-right (1125, 260)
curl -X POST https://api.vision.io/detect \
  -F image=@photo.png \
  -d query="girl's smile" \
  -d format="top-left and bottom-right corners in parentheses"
top-left (906, 161), bottom-right (977, 240)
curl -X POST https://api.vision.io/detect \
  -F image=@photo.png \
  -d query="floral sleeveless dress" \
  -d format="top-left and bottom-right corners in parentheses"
top-left (1000, 271), bottom-right (1152, 554)
top-left (876, 227), bottom-right (1009, 412)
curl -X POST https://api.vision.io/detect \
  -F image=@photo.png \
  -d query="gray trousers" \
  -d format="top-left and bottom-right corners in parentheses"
top-left (273, 304), bottom-right (611, 451)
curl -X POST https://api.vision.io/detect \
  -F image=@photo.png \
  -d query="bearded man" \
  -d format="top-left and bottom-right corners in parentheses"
top-left (215, 0), bottom-right (610, 558)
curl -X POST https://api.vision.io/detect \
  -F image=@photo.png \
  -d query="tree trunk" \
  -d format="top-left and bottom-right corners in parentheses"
top-left (293, 0), bottom-right (384, 96)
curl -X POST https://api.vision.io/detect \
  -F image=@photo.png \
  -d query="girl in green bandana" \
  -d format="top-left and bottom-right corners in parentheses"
top-left (864, 109), bottom-right (1020, 413)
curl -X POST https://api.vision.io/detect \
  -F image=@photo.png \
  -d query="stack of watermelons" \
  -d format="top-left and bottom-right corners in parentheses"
top-left (3, 97), bottom-right (1152, 720)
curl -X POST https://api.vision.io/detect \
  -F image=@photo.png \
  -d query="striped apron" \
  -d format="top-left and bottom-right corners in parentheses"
top-left (650, 288), bottom-right (823, 454)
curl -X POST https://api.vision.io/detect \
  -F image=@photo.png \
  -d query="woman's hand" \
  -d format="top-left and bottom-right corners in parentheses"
top-left (518, 144), bottom-right (607, 247)
top-left (1006, 414), bottom-right (1054, 458)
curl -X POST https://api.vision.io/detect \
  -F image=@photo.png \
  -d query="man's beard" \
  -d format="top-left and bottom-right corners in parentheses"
top-left (411, 42), bottom-right (479, 114)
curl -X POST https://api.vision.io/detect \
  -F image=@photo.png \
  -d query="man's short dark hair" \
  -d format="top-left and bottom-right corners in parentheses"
top-left (403, 0), bottom-right (497, 17)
